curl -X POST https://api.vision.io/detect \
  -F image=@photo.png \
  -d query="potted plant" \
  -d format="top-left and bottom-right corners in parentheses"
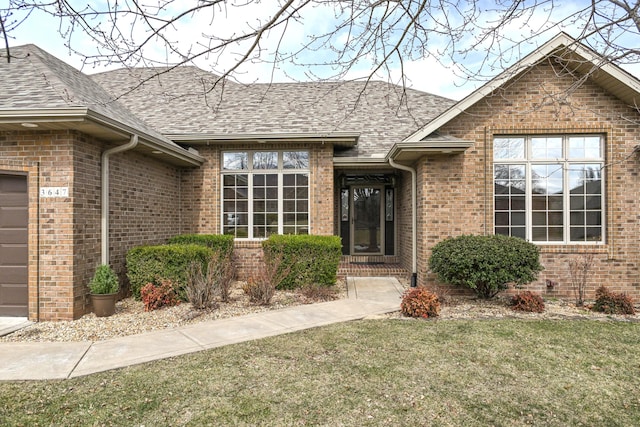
top-left (89, 264), bottom-right (120, 317)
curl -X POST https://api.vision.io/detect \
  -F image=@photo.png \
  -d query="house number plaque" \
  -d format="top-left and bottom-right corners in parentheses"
top-left (40, 187), bottom-right (69, 198)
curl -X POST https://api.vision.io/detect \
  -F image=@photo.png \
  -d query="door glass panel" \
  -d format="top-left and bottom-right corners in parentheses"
top-left (353, 187), bottom-right (382, 254)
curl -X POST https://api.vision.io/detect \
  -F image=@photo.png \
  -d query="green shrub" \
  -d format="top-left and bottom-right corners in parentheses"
top-left (592, 286), bottom-right (635, 315)
top-left (126, 244), bottom-right (214, 299)
top-left (429, 234), bottom-right (543, 299)
top-left (400, 287), bottom-right (441, 318)
top-left (510, 291), bottom-right (545, 313)
top-left (262, 235), bottom-right (342, 290)
top-left (88, 264), bottom-right (120, 294)
top-left (167, 234), bottom-right (234, 258)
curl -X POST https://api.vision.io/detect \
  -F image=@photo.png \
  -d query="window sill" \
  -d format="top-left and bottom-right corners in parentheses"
top-left (537, 244), bottom-right (608, 254)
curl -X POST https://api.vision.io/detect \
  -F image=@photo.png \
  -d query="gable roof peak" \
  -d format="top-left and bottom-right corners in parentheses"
top-left (403, 32), bottom-right (640, 143)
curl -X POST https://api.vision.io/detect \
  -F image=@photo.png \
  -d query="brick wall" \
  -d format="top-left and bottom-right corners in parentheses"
top-left (415, 58), bottom-right (640, 300)
top-left (0, 131), bottom-right (77, 320)
top-left (181, 143), bottom-right (334, 279)
top-left (396, 169), bottom-right (413, 273)
top-left (71, 135), bottom-right (102, 318)
top-left (108, 148), bottom-right (183, 288)
top-left (0, 130), bottom-right (184, 320)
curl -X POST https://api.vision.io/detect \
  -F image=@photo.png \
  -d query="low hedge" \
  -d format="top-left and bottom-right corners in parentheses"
top-left (167, 234), bottom-right (234, 259)
top-left (126, 244), bottom-right (214, 299)
top-left (262, 235), bottom-right (342, 289)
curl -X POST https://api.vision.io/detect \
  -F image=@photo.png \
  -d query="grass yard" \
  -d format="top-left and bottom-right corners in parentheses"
top-left (1, 319), bottom-right (639, 426)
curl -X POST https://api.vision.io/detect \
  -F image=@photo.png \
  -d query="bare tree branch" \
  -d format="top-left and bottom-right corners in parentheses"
top-left (2, 0), bottom-right (639, 105)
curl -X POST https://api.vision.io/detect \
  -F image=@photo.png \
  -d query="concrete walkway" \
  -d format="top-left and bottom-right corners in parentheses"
top-left (0, 277), bottom-right (404, 381)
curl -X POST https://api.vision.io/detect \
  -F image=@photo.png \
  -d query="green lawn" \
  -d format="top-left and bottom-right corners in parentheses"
top-left (2, 319), bottom-right (639, 426)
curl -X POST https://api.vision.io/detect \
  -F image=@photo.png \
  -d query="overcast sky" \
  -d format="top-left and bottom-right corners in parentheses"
top-left (8, 1), bottom-right (640, 101)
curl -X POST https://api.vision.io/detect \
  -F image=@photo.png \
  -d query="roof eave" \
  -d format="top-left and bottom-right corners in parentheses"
top-left (0, 108), bottom-right (204, 167)
top-left (387, 141), bottom-right (473, 163)
top-left (0, 107), bottom-right (90, 122)
top-left (332, 156), bottom-right (390, 168)
top-left (84, 110), bottom-right (204, 166)
top-left (167, 132), bottom-right (360, 147)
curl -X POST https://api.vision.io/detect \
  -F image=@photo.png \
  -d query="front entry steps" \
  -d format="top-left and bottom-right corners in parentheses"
top-left (338, 256), bottom-right (409, 279)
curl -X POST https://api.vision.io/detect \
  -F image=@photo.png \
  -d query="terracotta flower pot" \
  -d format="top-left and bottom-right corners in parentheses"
top-left (91, 293), bottom-right (117, 317)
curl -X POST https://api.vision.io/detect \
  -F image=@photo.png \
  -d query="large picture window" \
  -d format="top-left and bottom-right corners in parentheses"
top-left (494, 135), bottom-right (604, 244)
top-left (222, 150), bottom-right (309, 238)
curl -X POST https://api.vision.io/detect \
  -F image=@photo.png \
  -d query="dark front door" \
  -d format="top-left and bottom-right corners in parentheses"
top-left (0, 174), bottom-right (28, 316)
top-left (351, 186), bottom-right (383, 255)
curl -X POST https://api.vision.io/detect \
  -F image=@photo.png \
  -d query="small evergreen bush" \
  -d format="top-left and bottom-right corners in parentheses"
top-left (126, 244), bottom-right (214, 299)
top-left (262, 235), bottom-right (341, 289)
top-left (88, 264), bottom-right (120, 294)
top-left (400, 287), bottom-right (441, 318)
top-left (510, 291), bottom-right (545, 313)
top-left (592, 286), bottom-right (635, 315)
top-left (429, 234), bottom-right (543, 298)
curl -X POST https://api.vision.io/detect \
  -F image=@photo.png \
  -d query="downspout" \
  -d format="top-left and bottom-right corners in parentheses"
top-left (36, 161), bottom-right (41, 321)
top-left (388, 157), bottom-right (418, 287)
top-left (101, 135), bottom-right (139, 265)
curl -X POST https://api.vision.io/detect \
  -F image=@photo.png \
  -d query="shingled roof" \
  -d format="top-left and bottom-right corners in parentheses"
top-left (91, 66), bottom-right (454, 158)
top-left (0, 45), bottom-right (177, 147)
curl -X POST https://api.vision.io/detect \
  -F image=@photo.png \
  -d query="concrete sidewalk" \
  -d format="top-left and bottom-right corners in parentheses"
top-left (0, 277), bottom-right (404, 381)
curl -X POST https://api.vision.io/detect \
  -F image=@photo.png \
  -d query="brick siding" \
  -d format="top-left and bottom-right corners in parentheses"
top-left (410, 58), bottom-right (640, 300)
top-left (0, 130), bottom-right (184, 320)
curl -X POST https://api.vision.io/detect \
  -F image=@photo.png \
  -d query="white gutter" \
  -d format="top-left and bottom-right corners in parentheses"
top-left (388, 157), bottom-right (418, 287)
top-left (167, 131), bottom-right (360, 147)
top-left (101, 135), bottom-right (139, 265)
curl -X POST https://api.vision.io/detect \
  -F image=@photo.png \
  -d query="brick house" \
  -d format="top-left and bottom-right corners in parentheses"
top-left (1, 32), bottom-right (639, 320)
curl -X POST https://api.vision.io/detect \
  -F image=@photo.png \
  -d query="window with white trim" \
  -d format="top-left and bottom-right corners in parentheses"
top-left (494, 135), bottom-right (604, 243)
top-left (222, 150), bottom-right (309, 238)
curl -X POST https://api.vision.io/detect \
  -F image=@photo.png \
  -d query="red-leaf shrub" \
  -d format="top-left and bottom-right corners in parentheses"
top-left (510, 291), bottom-right (545, 313)
top-left (400, 287), bottom-right (440, 318)
top-left (592, 286), bottom-right (635, 315)
top-left (141, 279), bottom-right (180, 312)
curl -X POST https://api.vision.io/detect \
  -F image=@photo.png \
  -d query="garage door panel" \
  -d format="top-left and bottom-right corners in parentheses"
top-left (0, 265), bottom-right (27, 283)
top-left (0, 174), bottom-right (28, 317)
top-left (0, 192), bottom-right (28, 205)
top-left (0, 175), bottom-right (27, 192)
top-left (0, 207), bottom-right (28, 228)
top-left (0, 245), bottom-right (28, 266)
top-left (0, 305), bottom-right (28, 317)
top-left (0, 229), bottom-right (27, 244)
top-left (0, 282), bottom-right (28, 304)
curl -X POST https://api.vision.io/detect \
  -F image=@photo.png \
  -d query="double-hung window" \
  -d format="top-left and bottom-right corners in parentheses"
top-left (222, 150), bottom-right (309, 238)
top-left (494, 135), bottom-right (604, 243)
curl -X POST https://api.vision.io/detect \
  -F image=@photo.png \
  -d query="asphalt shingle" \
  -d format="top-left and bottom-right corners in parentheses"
top-left (0, 45), bottom-right (174, 145)
top-left (1, 45), bottom-right (454, 158)
top-left (91, 66), bottom-right (455, 157)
